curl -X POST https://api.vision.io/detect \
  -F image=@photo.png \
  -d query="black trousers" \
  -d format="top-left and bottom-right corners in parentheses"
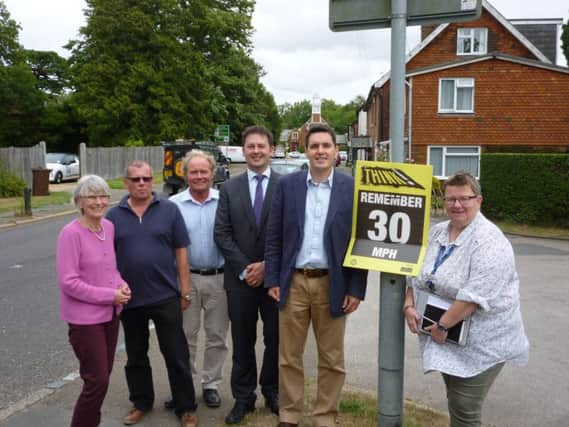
top-left (227, 286), bottom-right (279, 405)
top-left (121, 297), bottom-right (197, 416)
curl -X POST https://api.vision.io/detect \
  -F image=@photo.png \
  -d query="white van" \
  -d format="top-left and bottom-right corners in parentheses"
top-left (219, 146), bottom-right (245, 163)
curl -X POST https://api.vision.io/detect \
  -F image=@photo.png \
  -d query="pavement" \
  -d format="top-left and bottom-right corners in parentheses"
top-left (1, 179), bottom-right (568, 426)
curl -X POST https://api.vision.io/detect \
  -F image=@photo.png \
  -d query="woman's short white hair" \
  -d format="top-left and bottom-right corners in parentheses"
top-left (73, 175), bottom-right (111, 210)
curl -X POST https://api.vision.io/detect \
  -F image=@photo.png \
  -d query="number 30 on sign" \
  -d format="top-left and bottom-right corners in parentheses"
top-left (343, 161), bottom-right (432, 276)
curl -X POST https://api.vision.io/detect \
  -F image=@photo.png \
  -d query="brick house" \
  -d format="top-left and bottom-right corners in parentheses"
top-left (360, 0), bottom-right (569, 179)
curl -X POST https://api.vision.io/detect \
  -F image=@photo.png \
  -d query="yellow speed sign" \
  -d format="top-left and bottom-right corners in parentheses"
top-left (343, 161), bottom-right (433, 276)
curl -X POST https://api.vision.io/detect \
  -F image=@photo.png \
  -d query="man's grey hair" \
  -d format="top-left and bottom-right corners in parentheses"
top-left (182, 149), bottom-right (216, 176)
top-left (73, 175), bottom-right (111, 211)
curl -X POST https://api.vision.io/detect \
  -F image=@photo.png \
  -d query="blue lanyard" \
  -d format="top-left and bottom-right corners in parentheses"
top-left (427, 244), bottom-right (455, 291)
top-left (431, 244), bottom-right (455, 275)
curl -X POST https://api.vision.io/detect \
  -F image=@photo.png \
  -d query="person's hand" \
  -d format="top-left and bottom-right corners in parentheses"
top-left (404, 306), bottom-right (421, 334)
top-left (245, 262), bottom-right (265, 288)
top-left (425, 322), bottom-right (447, 344)
top-left (180, 297), bottom-right (191, 312)
top-left (268, 287), bottom-right (280, 302)
top-left (342, 295), bottom-right (361, 314)
top-left (113, 283), bottom-right (131, 306)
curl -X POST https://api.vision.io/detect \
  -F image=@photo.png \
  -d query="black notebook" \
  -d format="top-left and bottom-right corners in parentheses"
top-left (415, 289), bottom-right (470, 346)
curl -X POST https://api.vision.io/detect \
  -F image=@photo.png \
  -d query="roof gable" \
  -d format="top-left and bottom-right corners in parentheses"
top-left (372, 0), bottom-right (551, 89)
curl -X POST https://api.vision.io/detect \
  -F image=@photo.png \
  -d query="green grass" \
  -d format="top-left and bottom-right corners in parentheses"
top-left (0, 191), bottom-right (72, 215)
top-left (106, 172), bottom-right (163, 189)
top-left (242, 382), bottom-right (448, 427)
top-left (495, 220), bottom-right (569, 240)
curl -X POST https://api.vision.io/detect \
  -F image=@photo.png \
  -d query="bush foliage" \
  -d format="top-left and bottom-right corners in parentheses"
top-left (0, 160), bottom-right (26, 197)
top-left (480, 154), bottom-right (569, 227)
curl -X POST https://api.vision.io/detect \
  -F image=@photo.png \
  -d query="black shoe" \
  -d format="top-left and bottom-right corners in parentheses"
top-left (164, 397), bottom-right (175, 410)
top-left (265, 395), bottom-right (279, 415)
top-left (225, 401), bottom-right (255, 424)
top-left (203, 388), bottom-right (221, 408)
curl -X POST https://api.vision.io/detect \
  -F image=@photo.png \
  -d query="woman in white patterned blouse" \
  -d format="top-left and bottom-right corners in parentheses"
top-left (403, 171), bottom-right (529, 427)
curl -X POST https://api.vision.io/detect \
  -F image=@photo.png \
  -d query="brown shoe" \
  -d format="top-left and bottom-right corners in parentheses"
top-left (123, 407), bottom-right (147, 425)
top-left (277, 423), bottom-right (298, 427)
top-left (181, 411), bottom-right (199, 427)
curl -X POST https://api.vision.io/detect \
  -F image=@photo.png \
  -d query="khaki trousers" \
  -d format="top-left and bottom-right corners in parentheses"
top-left (279, 272), bottom-right (346, 427)
top-left (183, 272), bottom-right (229, 390)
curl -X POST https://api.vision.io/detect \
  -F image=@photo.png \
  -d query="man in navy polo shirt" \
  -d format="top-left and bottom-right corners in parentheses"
top-left (107, 160), bottom-right (198, 427)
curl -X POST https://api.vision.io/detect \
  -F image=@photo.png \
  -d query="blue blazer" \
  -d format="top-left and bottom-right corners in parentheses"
top-left (265, 170), bottom-right (368, 317)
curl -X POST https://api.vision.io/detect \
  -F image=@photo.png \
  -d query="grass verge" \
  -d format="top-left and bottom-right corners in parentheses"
top-left (495, 220), bottom-right (569, 240)
top-left (240, 382), bottom-right (448, 427)
top-left (0, 191), bottom-right (72, 215)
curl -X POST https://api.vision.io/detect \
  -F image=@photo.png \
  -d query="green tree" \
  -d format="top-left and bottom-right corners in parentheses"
top-left (279, 99), bottom-right (311, 129)
top-left (67, 0), bottom-right (216, 146)
top-left (562, 19), bottom-right (569, 65)
top-left (322, 95), bottom-right (364, 137)
top-left (182, 0), bottom-right (280, 144)
top-left (25, 50), bottom-right (70, 97)
top-left (0, 2), bottom-right (44, 146)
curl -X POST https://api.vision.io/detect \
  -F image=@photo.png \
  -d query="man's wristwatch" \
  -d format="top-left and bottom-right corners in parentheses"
top-left (182, 294), bottom-right (191, 302)
top-left (436, 322), bottom-right (449, 333)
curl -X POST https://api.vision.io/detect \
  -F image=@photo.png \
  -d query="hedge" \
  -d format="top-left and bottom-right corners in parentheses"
top-left (480, 154), bottom-right (569, 227)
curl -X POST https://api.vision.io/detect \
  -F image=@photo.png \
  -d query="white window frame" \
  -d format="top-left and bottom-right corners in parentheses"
top-left (438, 78), bottom-right (475, 114)
top-left (427, 145), bottom-right (481, 179)
top-left (457, 28), bottom-right (488, 55)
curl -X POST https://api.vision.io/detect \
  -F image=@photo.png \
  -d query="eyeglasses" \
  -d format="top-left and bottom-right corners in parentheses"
top-left (83, 195), bottom-right (110, 201)
top-left (443, 195), bottom-right (478, 205)
top-left (126, 176), bottom-right (153, 183)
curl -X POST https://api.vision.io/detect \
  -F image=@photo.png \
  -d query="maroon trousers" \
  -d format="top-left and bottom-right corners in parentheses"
top-left (68, 315), bottom-right (120, 427)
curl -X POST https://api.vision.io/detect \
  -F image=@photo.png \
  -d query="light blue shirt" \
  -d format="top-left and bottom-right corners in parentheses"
top-left (295, 170), bottom-right (334, 269)
top-left (247, 167), bottom-right (271, 206)
top-left (169, 188), bottom-right (224, 270)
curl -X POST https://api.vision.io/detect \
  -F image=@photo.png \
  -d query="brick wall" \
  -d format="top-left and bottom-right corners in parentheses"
top-left (409, 59), bottom-right (569, 160)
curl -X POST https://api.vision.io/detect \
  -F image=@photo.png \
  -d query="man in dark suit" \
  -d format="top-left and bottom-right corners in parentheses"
top-left (265, 123), bottom-right (368, 427)
top-left (214, 125), bottom-right (280, 424)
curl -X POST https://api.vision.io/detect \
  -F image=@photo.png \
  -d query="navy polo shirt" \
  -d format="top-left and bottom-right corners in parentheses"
top-left (107, 193), bottom-right (190, 309)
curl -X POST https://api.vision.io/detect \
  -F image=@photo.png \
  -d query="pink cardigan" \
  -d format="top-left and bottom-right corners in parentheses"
top-left (56, 218), bottom-right (125, 325)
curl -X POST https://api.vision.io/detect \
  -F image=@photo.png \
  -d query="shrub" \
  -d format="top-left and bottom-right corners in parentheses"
top-left (0, 161), bottom-right (26, 197)
top-left (480, 154), bottom-right (569, 227)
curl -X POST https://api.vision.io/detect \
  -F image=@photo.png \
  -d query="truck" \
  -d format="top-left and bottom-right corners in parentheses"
top-left (218, 145), bottom-right (246, 163)
top-left (162, 140), bottom-right (230, 196)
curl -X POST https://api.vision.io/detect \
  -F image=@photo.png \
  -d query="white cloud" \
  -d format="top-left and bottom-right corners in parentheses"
top-left (4, 0), bottom-right (568, 105)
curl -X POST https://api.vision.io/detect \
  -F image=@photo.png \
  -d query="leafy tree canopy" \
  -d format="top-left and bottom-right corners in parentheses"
top-left (66, 0), bottom-right (279, 147)
top-left (278, 96), bottom-right (365, 138)
top-left (0, 1), bottom-right (45, 146)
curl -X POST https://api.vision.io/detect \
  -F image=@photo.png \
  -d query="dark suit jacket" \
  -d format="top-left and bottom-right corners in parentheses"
top-left (214, 170), bottom-right (280, 290)
top-left (265, 170), bottom-right (368, 317)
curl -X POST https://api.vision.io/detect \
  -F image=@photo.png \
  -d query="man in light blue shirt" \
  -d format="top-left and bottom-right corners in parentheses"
top-left (170, 150), bottom-right (228, 409)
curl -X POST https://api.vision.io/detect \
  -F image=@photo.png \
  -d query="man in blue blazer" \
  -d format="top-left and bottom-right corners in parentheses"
top-left (265, 124), bottom-right (368, 427)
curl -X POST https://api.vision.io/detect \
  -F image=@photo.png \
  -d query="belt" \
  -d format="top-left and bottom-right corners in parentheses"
top-left (190, 268), bottom-right (224, 276)
top-left (295, 268), bottom-right (328, 278)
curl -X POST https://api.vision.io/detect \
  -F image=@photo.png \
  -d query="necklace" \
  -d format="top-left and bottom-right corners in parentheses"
top-left (87, 223), bottom-right (106, 241)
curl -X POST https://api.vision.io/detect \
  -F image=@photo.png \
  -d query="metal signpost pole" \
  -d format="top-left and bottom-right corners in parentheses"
top-left (378, 0), bottom-right (407, 426)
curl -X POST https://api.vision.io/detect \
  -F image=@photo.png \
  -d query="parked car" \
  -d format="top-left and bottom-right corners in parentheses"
top-left (162, 140), bottom-right (230, 195)
top-left (46, 153), bottom-right (80, 183)
top-left (271, 159), bottom-right (309, 175)
top-left (339, 151), bottom-right (347, 161)
top-left (288, 151), bottom-right (300, 158)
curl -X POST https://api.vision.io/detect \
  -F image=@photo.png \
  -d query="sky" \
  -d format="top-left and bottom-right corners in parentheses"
top-left (4, 0), bottom-right (568, 105)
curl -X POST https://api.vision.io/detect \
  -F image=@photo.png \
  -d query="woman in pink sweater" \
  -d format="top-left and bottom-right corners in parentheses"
top-left (56, 175), bottom-right (131, 427)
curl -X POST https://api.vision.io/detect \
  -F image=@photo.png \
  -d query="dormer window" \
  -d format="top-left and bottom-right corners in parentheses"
top-left (457, 28), bottom-right (487, 55)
